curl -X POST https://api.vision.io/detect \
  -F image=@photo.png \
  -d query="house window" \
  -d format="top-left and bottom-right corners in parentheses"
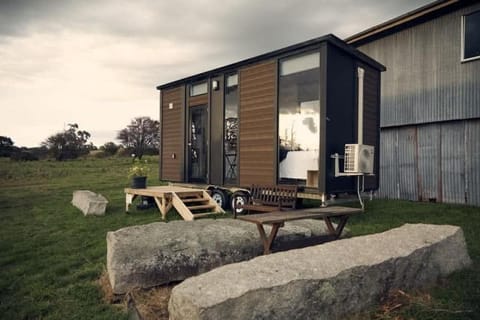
top-left (462, 10), bottom-right (480, 61)
top-left (278, 52), bottom-right (320, 184)
top-left (224, 73), bottom-right (238, 183)
top-left (190, 82), bottom-right (208, 96)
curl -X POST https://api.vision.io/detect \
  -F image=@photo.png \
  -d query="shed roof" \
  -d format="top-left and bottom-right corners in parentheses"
top-left (156, 34), bottom-right (385, 90)
top-left (345, 0), bottom-right (471, 46)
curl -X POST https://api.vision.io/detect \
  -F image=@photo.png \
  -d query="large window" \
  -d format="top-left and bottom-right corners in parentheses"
top-left (224, 73), bottom-right (238, 183)
top-left (278, 52), bottom-right (320, 184)
top-left (462, 10), bottom-right (480, 61)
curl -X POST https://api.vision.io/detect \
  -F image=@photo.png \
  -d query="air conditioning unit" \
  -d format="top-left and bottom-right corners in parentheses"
top-left (344, 144), bottom-right (375, 174)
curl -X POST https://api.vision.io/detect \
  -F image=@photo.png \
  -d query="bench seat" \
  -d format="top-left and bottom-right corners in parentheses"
top-left (237, 184), bottom-right (298, 215)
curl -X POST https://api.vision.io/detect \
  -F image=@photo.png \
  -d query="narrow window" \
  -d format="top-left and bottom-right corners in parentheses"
top-left (224, 73), bottom-right (238, 183)
top-left (278, 52), bottom-right (320, 185)
top-left (462, 10), bottom-right (480, 61)
top-left (190, 81), bottom-right (208, 96)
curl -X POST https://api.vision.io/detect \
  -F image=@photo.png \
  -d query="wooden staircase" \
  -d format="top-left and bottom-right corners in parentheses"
top-left (172, 190), bottom-right (224, 221)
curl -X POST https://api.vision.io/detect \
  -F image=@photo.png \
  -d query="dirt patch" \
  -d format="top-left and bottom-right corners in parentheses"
top-left (98, 270), bottom-right (175, 320)
top-left (126, 285), bottom-right (174, 320)
top-left (98, 269), bottom-right (123, 304)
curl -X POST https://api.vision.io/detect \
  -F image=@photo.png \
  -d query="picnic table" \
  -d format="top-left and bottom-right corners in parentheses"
top-left (237, 206), bottom-right (362, 254)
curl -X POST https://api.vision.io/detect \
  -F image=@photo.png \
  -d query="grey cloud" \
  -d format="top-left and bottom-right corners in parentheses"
top-left (1, 0), bottom-right (433, 88)
top-left (0, 0), bottom-right (431, 39)
top-left (0, 0), bottom-right (77, 36)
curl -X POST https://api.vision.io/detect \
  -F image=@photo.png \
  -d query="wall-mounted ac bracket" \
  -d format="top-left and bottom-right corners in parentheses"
top-left (330, 153), bottom-right (375, 177)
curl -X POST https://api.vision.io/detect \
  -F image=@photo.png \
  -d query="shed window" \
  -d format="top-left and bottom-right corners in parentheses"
top-left (462, 10), bottom-right (480, 61)
top-left (190, 82), bottom-right (208, 96)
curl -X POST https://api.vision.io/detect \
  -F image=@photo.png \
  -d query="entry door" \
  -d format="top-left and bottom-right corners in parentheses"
top-left (188, 105), bottom-right (208, 182)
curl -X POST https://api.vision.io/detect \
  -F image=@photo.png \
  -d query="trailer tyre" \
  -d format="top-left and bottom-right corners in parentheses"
top-left (211, 189), bottom-right (229, 210)
top-left (231, 192), bottom-right (248, 216)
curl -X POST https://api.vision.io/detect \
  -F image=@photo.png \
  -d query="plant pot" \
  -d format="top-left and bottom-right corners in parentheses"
top-left (131, 176), bottom-right (147, 189)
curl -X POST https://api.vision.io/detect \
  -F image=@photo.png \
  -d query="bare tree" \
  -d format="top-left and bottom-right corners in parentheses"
top-left (117, 117), bottom-right (159, 159)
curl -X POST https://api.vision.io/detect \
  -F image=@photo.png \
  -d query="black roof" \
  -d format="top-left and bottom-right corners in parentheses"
top-left (156, 34), bottom-right (385, 90)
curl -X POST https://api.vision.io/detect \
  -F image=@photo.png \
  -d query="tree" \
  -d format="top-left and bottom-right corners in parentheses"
top-left (0, 136), bottom-right (17, 157)
top-left (42, 123), bottom-right (91, 161)
top-left (117, 117), bottom-right (159, 159)
top-left (100, 142), bottom-right (119, 156)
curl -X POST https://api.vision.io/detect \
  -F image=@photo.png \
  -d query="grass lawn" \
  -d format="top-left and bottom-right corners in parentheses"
top-left (0, 156), bottom-right (479, 319)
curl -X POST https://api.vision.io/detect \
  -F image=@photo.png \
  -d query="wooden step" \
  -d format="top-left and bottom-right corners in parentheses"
top-left (182, 198), bottom-right (208, 203)
top-left (187, 204), bottom-right (217, 211)
top-left (177, 191), bottom-right (204, 198)
top-left (192, 212), bottom-right (220, 218)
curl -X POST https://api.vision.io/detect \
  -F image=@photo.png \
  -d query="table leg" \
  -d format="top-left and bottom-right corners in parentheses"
top-left (125, 194), bottom-right (137, 212)
top-left (256, 223), bottom-right (283, 255)
top-left (324, 215), bottom-right (349, 239)
top-left (153, 197), bottom-right (164, 219)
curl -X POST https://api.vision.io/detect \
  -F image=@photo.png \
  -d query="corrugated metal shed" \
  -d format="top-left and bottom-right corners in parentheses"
top-left (354, 1), bottom-right (480, 206)
top-left (417, 124), bottom-right (441, 201)
top-left (378, 120), bottom-right (480, 206)
top-left (357, 2), bottom-right (480, 128)
top-left (466, 119), bottom-right (480, 206)
top-left (378, 129), bottom-right (398, 200)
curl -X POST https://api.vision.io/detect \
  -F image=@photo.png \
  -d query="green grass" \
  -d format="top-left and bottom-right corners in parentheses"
top-left (0, 156), bottom-right (479, 319)
top-left (348, 200), bottom-right (480, 319)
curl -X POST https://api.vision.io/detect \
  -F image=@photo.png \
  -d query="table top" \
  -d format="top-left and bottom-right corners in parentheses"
top-left (237, 206), bottom-right (362, 224)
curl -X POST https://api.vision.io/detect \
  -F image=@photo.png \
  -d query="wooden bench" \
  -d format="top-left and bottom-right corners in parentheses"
top-left (236, 184), bottom-right (298, 215)
top-left (237, 206), bottom-right (362, 254)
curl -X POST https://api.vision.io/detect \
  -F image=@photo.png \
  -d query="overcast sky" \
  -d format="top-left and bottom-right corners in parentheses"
top-left (0, 0), bottom-right (431, 147)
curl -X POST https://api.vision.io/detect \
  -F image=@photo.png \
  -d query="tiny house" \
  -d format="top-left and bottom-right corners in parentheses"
top-left (156, 34), bottom-right (385, 202)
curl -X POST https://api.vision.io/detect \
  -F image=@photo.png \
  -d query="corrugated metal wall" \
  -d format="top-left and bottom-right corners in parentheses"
top-left (358, 2), bottom-right (480, 128)
top-left (379, 119), bottom-right (480, 206)
top-left (357, 2), bottom-right (480, 206)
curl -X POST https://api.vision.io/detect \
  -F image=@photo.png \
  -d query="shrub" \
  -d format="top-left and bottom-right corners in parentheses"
top-left (10, 151), bottom-right (39, 161)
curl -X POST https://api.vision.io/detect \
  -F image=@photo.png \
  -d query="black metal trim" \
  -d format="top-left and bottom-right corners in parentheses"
top-left (157, 34), bottom-right (385, 90)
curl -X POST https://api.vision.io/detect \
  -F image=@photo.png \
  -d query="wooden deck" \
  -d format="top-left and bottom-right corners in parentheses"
top-left (125, 186), bottom-right (224, 221)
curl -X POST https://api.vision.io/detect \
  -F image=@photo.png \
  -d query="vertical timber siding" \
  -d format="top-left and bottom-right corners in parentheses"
top-left (238, 61), bottom-right (276, 186)
top-left (161, 86), bottom-right (185, 181)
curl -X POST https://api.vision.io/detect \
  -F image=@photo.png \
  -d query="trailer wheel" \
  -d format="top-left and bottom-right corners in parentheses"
top-left (211, 189), bottom-right (229, 210)
top-left (231, 192), bottom-right (248, 216)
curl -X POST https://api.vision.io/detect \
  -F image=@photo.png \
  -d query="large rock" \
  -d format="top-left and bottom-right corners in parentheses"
top-left (72, 190), bottom-right (108, 216)
top-left (107, 219), bottom-right (342, 294)
top-left (169, 224), bottom-right (472, 320)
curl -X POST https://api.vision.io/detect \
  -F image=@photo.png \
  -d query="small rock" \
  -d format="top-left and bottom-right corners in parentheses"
top-left (72, 190), bottom-right (108, 216)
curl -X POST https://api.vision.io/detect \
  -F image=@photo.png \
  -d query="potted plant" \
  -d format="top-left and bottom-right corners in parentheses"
top-left (128, 159), bottom-right (150, 189)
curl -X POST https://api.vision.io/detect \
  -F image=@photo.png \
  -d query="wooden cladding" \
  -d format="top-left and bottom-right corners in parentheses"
top-left (189, 93), bottom-right (208, 107)
top-left (161, 86), bottom-right (185, 181)
top-left (239, 61), bottom-right (276, 186)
